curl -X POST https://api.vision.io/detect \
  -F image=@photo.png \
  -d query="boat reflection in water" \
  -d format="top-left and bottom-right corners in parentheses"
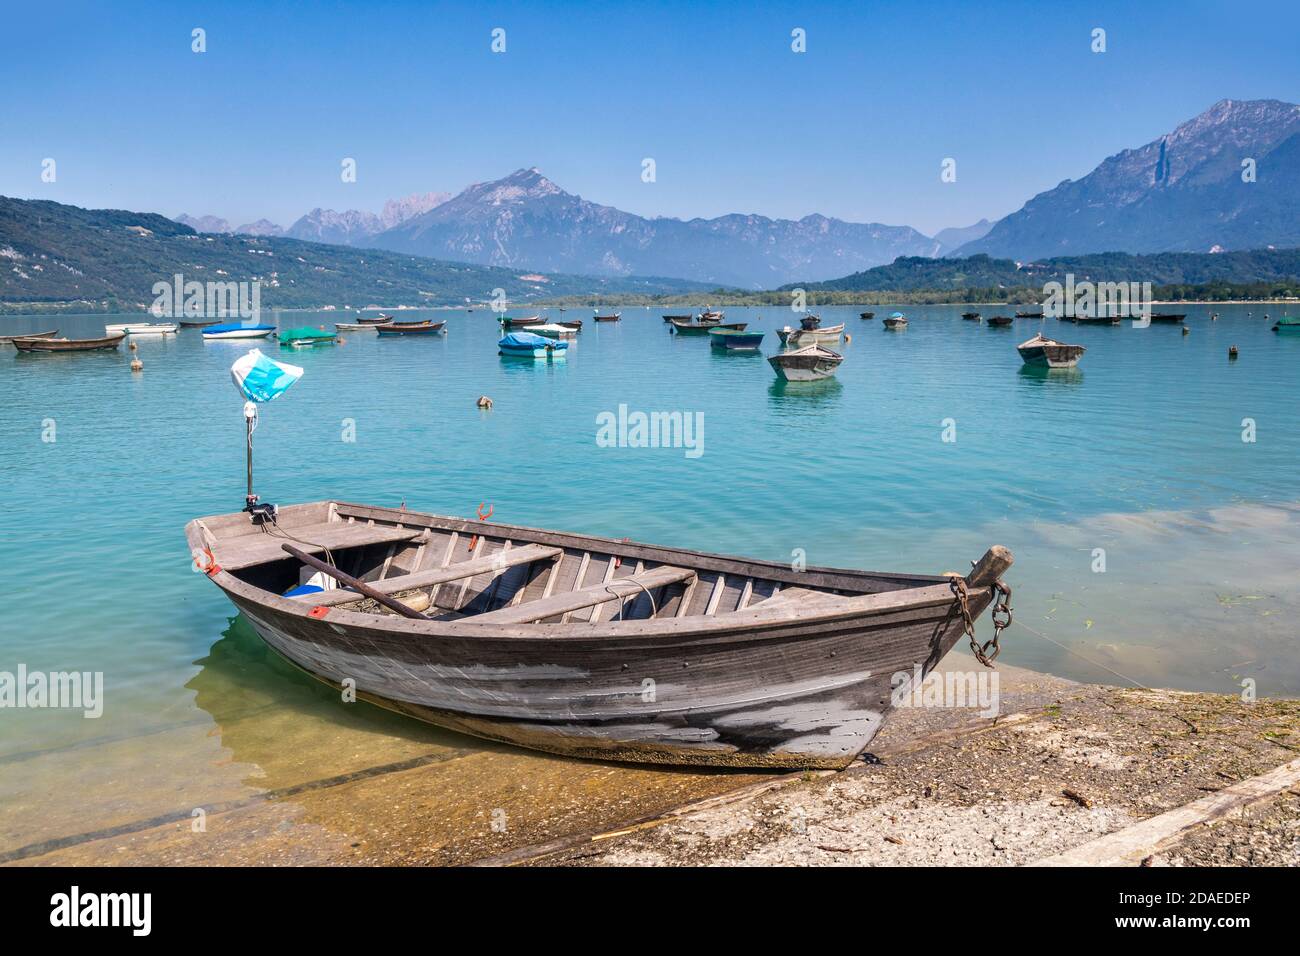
top-left (766, 376), bottom-right (844, 411)
top-left (1016, 364), bottom-right (1085, 387)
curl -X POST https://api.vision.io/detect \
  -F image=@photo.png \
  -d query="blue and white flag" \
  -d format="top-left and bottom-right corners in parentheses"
top-left (230, 349), bottom-right (303, 403)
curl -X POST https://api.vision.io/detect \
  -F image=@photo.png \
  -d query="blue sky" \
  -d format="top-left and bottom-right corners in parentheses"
top-left (2, 0), bottom-right (1297, 235)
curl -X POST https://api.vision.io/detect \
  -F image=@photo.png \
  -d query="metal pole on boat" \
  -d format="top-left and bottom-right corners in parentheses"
top-left (244, 400), bottom-right (257, 509)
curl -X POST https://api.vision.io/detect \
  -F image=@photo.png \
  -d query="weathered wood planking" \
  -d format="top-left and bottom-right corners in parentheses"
top-left (187, 500), bottom-right (1012, 769)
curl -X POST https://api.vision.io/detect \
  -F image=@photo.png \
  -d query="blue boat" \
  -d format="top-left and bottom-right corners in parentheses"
top-left (708, 328), bottom-right (765, 352)
top-left (201, 322), bottom-right (277, 340)
top-left (498, 331), bottom-right (569, 358)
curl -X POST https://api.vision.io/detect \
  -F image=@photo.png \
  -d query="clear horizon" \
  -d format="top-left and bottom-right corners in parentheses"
top-left (1, 0), bottom-right (1297, 235)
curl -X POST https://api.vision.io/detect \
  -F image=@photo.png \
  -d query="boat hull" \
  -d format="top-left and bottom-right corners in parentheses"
top-left (191, 502), bottom-right (1000, 770)
top-left (13, 332), bottom-right (125, 352)
top-left (777, 324), bottom-right (845, 346)
top-left (1018, 344), bottom-right (1084, 368)
top-left (202, 328), bottom-right (275, 340)
top-left (375, 322), bottom-right (446, 336)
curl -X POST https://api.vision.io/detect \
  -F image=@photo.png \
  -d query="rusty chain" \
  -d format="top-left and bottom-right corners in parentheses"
top-left (947, 575), bottom-right (1012, 668)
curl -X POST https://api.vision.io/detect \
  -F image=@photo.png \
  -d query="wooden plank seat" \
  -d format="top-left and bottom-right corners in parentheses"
top-left (295, 544), bottom-right (563, 607)
top-left (466, 565), bottom-right (696, 625)
top-left (213, 521), bottom-right (423, 571)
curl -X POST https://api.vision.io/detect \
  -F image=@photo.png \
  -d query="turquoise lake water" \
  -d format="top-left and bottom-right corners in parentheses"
top-left (2, 303), bottom-right (1298, 856)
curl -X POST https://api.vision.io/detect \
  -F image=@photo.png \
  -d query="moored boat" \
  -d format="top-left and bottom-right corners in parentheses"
top-left (1272, 316), bottom-right (1300, 333)
top-left (1149, 313), bottom-right (1186, 323)
top-left (882, 312), bottom-right (908, 329)
top-left (768, 343), bottom-right (843, 381)
top-left (498, 331), bottom-right (569, 358)
top-left (777, 316), bottom-right (845, 345)
top-left (1015, 309), bottom-right (1044, 319)
top-left (13, 332), bottom-right (126, 352)
top-left (0, 329), bottom-right (58, 345)
top-left (202, 323), bottom-right (277, 340)
top-left (859, 311), bottom-right (875, 320)
top-left (697, 310), bottom-right (724, 323)
top-left (708, 328), bottom-right (765, 351)
top-left (670, 319), bottom-right (747, 335)
top-left (961, 312), bottom-right (981, 321)
top-left (1017, 332), bottom-right (1085, 368)
top-left (499, 315), bottom-right (543, 328)
top-left (185, 499), bottom-right (1012, 769)
top-left (556, 320), bottom-right (584, 331)
top-left (105, 321), bottom-right (179, 335)
top-left (375, 320), bottom-right (446, 336)
top-left (662, 313), bottom-right (693, 323)
top-left (334, 322), bottom-right (380, 332)
top-left (520, 323), bottom-right (577, 339)
top-left (179, 319), bottom-right (222, 328)
top-left (355, 316), bottom-right (390, 325)
top-left (986, 315), bottom-right (1014, 327)
top-left (1063, 314), bottom-right (1121, 325)
top-left (593, 313), bottom-right (621, 322)
top-left (278, 326), bottom-right (338, 347)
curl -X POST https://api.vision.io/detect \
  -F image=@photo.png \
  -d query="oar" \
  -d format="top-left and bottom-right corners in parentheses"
top-left (282, 544), bottom-right (429, 620)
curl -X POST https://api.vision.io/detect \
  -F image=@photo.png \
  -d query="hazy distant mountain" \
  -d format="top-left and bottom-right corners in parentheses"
top-left (174, 213), bottom-right (232, 234)
top-left (371, 168), bottom-right (938, 288)
top-left (380, 192), bottom-right (450, 229)
top-left (1, 195), bottom-right (710, 312)
top-left (284, 191), bottom-right (450, 245)
top-left (957, 99), bottom-right (1300, 259)
top-left (236, 219), bottom-right (284, 237)
top-left (933, 218), bottom-right (992, 255)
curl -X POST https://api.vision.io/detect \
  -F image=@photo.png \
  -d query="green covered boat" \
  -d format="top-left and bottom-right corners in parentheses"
top-left (1271, 316), bottom-right (1300, 333)
top-left (278, 326), bottom-right (338, 348)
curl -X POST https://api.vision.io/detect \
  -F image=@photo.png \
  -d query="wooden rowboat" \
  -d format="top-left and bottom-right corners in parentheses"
top-left (1017, 332), bottom-right (1085, 368)
top-left (1149, 313), bottom-right (1186, 323)
top-left (334, 322), bottom-right (380, 332)
top-left (986, 316), bottom-right (1014, 327)
top-left (0, 329), bottom-right (58, 344)
top-left (670, 319), bottom-right (747, 335)
top-left (961, 312), bottom-right (981, 321)
top-left (768, 344), bottom-right (843, 381)
top-left (663, 314), bottom-right (693, 322)
top-left (179, 319), bottom-right (222, 328)
top-left (777, 322), bottom-right (844, 345)
top-left (859, 311), bottom-right (875, 320)
top-left (375, 320), bottom-right (446, 336)
top-left (186, 501), bottom-right (1012, 769)
top-left (1014, 309), bottom-right (1044, 319)
top-left (593, 313), bottom-right (621, 322)
top-left (499, 315), bottom-right (543, 328)
top-left (13, 332), bottom-right (126, 352)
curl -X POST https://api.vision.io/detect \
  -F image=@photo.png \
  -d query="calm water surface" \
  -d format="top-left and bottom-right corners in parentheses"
top-left (2, 304), bottom-right (1298, 858)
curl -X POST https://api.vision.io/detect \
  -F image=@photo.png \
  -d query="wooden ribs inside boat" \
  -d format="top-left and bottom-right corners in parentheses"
top-left (187, 501), bottom-right (1012, 768)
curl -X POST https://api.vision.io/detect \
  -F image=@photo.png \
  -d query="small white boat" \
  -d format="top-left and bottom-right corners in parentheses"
top-left (105, 322), bottom-right (179, 335)
top-left (201, 322), bottom-right (277, 340)
top-left (768, 344), bottom-right (844, 382)
top-left (521, 323), bottom-right (578, 339)
top-left (777, 317), bottom-right (845, 346)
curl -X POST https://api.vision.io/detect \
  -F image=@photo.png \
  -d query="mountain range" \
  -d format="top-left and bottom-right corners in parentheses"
top-left (955, 99), bottom-right (1300, 260)
top-left (0, 196), bottom-right (709, 313)
top-left (176, 191), bottom-right (451, 245)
